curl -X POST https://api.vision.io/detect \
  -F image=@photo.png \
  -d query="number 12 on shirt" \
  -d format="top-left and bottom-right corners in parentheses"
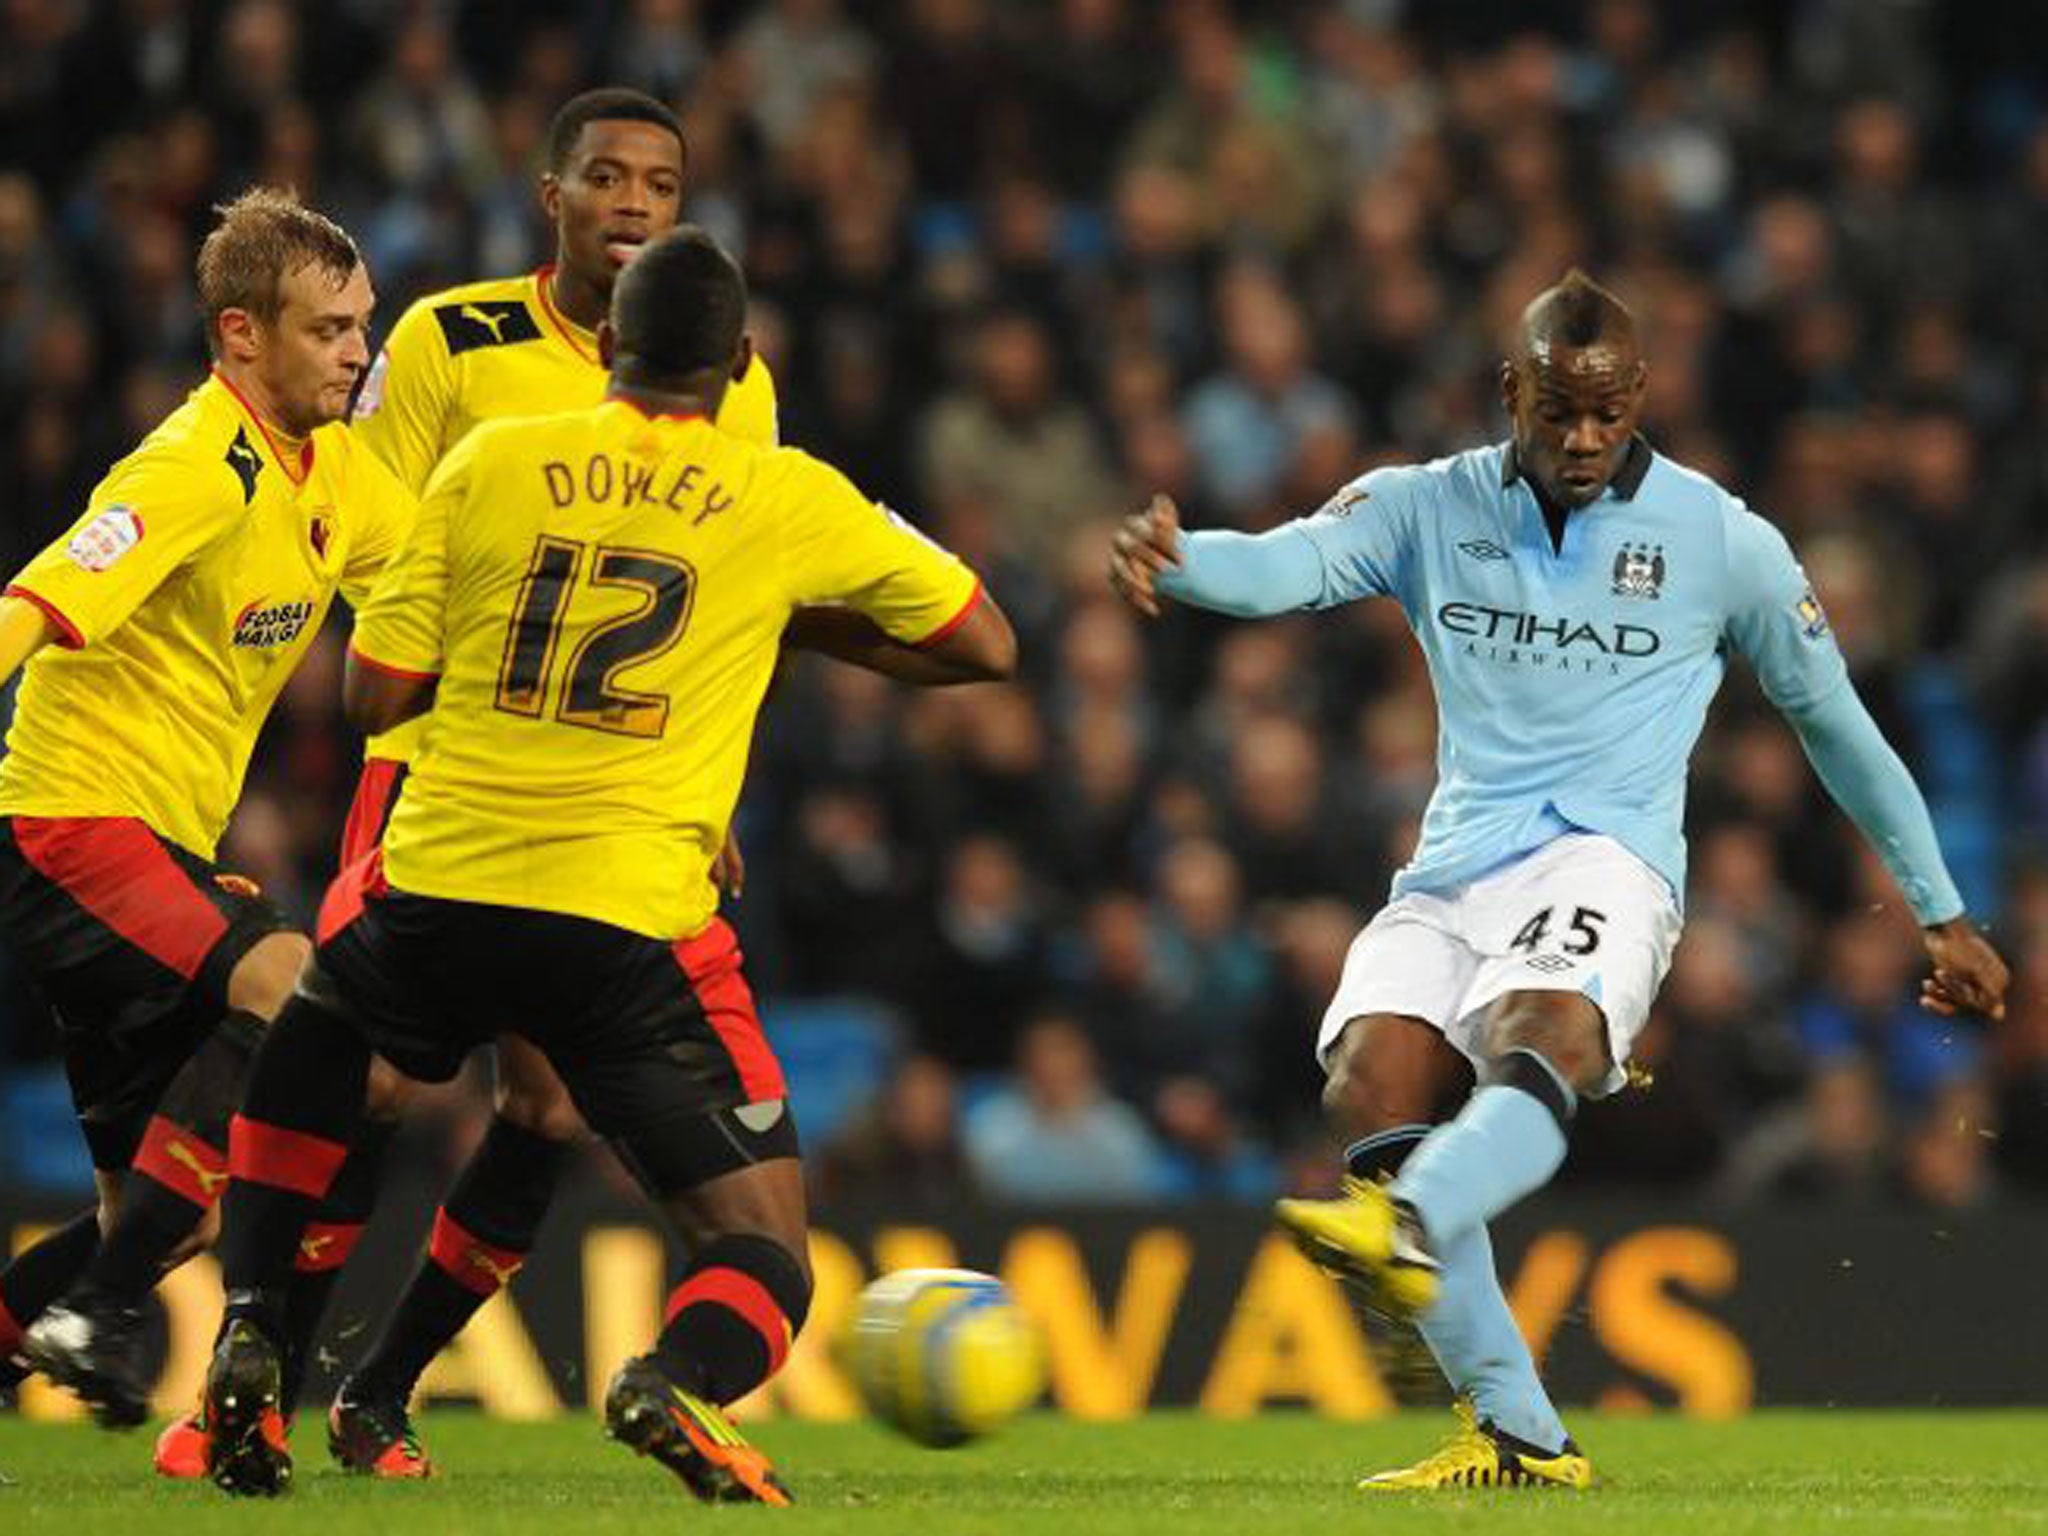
top-left (495, 534), bottom-right (697, 739)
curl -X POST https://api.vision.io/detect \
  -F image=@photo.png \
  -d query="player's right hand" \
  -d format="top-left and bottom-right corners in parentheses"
top-left (1107, 494), bottom-right (1184, 618)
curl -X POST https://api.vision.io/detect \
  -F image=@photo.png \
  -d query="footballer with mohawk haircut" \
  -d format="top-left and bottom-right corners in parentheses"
top-left (1111, 266), bottom-right (2007, 1492)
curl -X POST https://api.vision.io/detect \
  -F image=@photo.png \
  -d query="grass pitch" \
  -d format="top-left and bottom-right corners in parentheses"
top-left (2, 1409), bottom-right (2045, 1534)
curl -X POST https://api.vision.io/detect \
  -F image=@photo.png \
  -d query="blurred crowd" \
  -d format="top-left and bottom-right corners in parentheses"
top-left (2, 0), bottom-right (2046, 1212)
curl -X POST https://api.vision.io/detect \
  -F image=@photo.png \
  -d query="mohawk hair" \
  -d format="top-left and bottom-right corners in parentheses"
top-left (1522, 268), bottom-right (1635, 351)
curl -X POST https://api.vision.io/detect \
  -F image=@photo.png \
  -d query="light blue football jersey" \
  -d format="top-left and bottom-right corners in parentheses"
top-left (1284, 439), bottom-right (1848, 904)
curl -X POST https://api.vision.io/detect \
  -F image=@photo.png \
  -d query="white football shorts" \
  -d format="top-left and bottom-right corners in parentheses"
top-left (1316, 832), bottom-right (1681, 1097)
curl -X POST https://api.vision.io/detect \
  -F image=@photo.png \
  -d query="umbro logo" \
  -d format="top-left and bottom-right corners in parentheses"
top-left (1457, 539), bottom-right (1510, 562)
top-left (1524, 953), bottom-right (1577, 974)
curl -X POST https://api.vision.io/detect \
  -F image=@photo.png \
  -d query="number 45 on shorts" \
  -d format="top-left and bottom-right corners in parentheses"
top-left (1509, 905), bottom-right (1607, 962)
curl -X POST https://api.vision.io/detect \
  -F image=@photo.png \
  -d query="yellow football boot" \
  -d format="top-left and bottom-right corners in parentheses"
top-left (1360, 1400), bottom-right (1593, 1491)
top-left (1273, 1176), bottom-right (1441, 1322)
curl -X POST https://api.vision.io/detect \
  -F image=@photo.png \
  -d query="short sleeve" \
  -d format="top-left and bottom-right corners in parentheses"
top-left (1291, 463), bottom-right (1424, 607)
top-left (337, 440), bottom-right (420, 610)
top-left (351, 442), bottom-right (463, 680)
top-left (351, 299), bottom-right (455, 495)
top-left (1721, 506), bottom-right (1848, 714)
top-left (5, 445), bottom-right (241, 648)
top-left (777, 454), bottom-right (980, 642)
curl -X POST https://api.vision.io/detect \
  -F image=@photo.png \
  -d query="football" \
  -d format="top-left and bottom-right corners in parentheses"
top-left (845, 1268), bottom-right (1046, 1447)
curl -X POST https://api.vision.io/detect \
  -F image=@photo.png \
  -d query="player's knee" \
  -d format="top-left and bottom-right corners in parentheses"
top-left (1486, 999), bottom-right (1607, 1096)
top-left (496, 1078), bottom-right (588, 1143)
top-left (1321, 1022), bottom-right (1434, 1135)
top-left (225, 931), bottom-right (312, 1020)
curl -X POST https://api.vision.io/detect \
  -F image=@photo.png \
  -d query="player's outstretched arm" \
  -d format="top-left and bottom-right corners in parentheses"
top-left (1730, 511), bottom-right (2008, 1023)
top-left (0, 594), bottom-right (58, 688)
top-left (1781, 685), bottom-right (2009, 1021)
top-left (784, 591), bottom-right (1016, 686)
top-left (1108, 493), bottom-right (1327, 620)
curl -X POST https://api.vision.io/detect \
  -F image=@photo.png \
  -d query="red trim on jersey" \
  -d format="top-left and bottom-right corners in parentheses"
top-left (228, 1114), bottom-right (349, 1198)
top-left (340, 758), bottom-right (407, 866)
top-left (316, 847), bottom-right (389, 945)
top-left (533, 266), bottom-right (601, 365)
top-left (672, 919), bottom-right (783, 1102)
top-left (665, 1266), bottom-right (792, 1375)
top-left (5, 584), bottom-right (85, 649)
top-left (294, 1219), bottom-right (365, 1274)
top-left (912, 580), bottom-right (984, 650)
top-left (210, 368), bottom-right (314, 483)
top-left (429, 1210), bottom-right (528, 1296)
top-left (347, 644), bottom-right (439, 683)
top-left (133, 1116), bottom-right (229, 1209)
top-left (11, 818), bottom-right (228, 980)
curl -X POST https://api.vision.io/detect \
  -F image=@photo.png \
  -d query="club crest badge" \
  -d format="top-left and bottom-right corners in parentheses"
top-left (1611, 541), bottom-right (1665, 599)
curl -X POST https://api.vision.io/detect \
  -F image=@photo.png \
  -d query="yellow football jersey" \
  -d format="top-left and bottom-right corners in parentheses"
top-left (353, 401), bottom-right (981, 941)
top-left (1, 371), bottom-right (414, 858)
top-left (351, 264), bottom-right (780, 766)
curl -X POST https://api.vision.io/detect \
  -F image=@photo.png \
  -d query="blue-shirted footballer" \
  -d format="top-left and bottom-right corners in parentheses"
top-left (1109, 270), bottom-right (2008, 1493)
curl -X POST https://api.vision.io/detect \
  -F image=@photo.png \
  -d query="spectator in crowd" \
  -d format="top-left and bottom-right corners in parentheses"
top-left (817, 1052), bottom-right (977, 1205)
top-left (965, 1011), bottom-right (1162, 1202)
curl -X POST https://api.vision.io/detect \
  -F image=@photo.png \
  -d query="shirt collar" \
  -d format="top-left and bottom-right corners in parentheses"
top-left (1500, 433), bottom-right (1653, 502)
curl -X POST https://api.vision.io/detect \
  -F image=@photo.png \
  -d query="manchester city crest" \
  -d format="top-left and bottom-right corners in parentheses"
top-left (1611, 541), bottom-right (1665, 599)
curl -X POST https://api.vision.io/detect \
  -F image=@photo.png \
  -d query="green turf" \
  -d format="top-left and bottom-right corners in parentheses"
top-left (3, 1409), bottom-right (2046, 1534)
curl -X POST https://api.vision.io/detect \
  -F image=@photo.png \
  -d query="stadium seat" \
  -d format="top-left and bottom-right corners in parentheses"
top-left (763, 999), bottom-right (902, 1148)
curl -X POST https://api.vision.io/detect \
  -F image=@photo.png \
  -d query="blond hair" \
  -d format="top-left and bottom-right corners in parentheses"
top-left (194, 188), bottom-right (359, 355)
